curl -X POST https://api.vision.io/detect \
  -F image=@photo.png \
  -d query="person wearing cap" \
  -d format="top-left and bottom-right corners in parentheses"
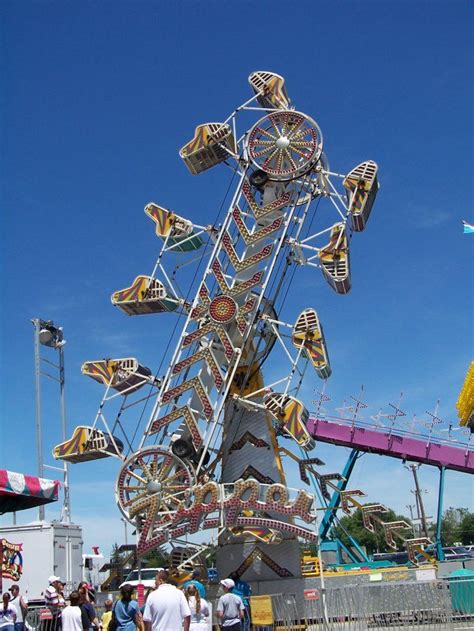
top-left (229, 574), bottom-right (251, 631)
top-left (44, 576), bottom-right (63, 631)
top-left (8, 586), bottom-right (27, 631)
top-left (45, 576), bottom-right (61, 608)
top-left (216, 579), bottom-right (244, 631)
top-left (182, 570), bottom-right (206, 599)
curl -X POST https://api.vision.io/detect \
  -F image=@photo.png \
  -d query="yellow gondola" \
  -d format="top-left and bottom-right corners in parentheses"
top-left (343, 160), bottom-right (379, 231)
top-left (248, 71), bottom-right (290, 110)
top-left (292, 308), bottom-right (331, 379)
top-left (53, 426), bottom-right (123, 464)
top-left (111, 275), bottom-right (179, 315)
top-left (81, 357), bottom-right (157, 394)
top-left (144, 204), bottom-right (203, 252)
top-left (179, 123), bottom-right (236, 175)
top-left (264, 393), bottom-right (315, 451)
top-left (318, 223), bottom-right (351, 294)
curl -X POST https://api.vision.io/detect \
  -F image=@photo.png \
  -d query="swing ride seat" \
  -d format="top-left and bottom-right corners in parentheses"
top-left (248, 71), bottom-right (290, 110)
top-left (292, 308), bottom-right (332, 379)
top-left (264, 393), bottom-right (315, 451)
top-left (343, 160), bottom-right (379, 232)
top-left (52, 426), bottom-right (124, 464)
top-left (179, 123), bottom-right (236, 175)
top-left (318, 223), bottom-right (351, 294)
top-left (81, 357), bottom-right (156, 394)
top-left (111, 275), bottom-right (179, 315)
top-left (144, 203), bottom-right (203, 252)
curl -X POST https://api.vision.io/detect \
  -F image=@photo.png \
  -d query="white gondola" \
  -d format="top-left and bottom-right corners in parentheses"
top-left (111, 276), bottom-right (179, 315)
top-left (81, 357), bottom-right (157, 393)
top-left (264, 393), bottom-right (315, 451)
top-left (179, 123), bottom-right (236, 175)
top-left (53, 426), bottom-right (123, 464)
top-left (248, 71), bottom-right (290, 110)
top-left (319, 223), bottom-right (351, 294)
top-left (292, 308), bottom-right (331, 379)
top-left (343, 160), bottom-right (379, 231)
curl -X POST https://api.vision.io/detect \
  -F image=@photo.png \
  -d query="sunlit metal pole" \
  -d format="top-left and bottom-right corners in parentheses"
top-left (59, 345), bottom-right (71, 523)
top-left (406, 504), bottom-right (417, 537)
top-left (121, 518), bottom-right (128, 545)
top-left (33, 319), bottom-right (45, 521)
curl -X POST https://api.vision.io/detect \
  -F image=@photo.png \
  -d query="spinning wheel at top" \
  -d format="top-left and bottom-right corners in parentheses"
top-left (116, 446), bottom-right (194, 526)
top-left (247, 110), bottom-right (323, 181)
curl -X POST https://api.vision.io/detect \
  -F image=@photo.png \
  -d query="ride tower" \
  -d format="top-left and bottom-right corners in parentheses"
top-left (54, 71), bottom-right (386, 581)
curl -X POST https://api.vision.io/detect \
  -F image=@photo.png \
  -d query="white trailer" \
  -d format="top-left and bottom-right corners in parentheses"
top-left (0, 521), bottom-right (83, 600)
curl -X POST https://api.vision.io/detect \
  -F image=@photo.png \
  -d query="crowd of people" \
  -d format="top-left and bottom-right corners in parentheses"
top-left (1, 569), bottom-right (252, 631)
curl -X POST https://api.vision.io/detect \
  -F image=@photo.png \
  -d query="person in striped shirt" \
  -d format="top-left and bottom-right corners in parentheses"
top-left (44, 576), bottom-right (61, 608)
top-left (44, 576), bottom-right (62, 631)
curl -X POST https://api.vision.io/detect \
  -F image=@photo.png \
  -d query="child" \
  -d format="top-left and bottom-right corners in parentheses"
top-left (100, 600), bottom-right (113, 631)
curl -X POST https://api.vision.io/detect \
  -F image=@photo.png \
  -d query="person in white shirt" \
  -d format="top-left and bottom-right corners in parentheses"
top-left (0, 593), bottom-right (17, 631)
top-left (184, 584), bottom-right (210, 631)
top-left (143, 570), bottom-right (190, 631)
top-left (8, 586), bottom-right (27, 631)
top-left (61, 592), bottom-right (89, 631)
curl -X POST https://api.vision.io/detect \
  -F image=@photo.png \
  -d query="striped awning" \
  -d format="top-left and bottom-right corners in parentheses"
top-left (0, 470), bottom-right (60, 513)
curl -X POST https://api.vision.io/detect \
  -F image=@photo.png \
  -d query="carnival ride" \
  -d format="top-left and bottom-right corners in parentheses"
top-left (302, 392), bottom-right (474, 567)
top-left (52, 71), bottom-right (472, 581)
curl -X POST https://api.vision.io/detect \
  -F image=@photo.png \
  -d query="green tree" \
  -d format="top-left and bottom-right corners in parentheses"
top-left (459, 512), bottom-right (474, 545)
top-left (333, 505), bottom-right (412, 555)
top-left (441, 507), bottom-right (470, 545)
top-left (110, 542), bottom-right (124, 564)
top-left (142, 548), bottom-right (168, 568)
top-left (205, 545), bottom-right (217, 567)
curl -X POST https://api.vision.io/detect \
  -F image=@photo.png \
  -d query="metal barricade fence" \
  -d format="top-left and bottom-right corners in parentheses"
top-left (248, 579), bottom-right (474, 630)
top-left (303, 579), bottom-right (474, 631)
top-left (25, 605), bottom-right (62, 631)
top-left (24, 579), bottom-right (474, 631)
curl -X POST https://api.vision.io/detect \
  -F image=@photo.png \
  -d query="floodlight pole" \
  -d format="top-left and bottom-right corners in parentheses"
top-left (33, 319), bottom-right (45, 521)
top-left (32, 318), bottom-right (71, 523)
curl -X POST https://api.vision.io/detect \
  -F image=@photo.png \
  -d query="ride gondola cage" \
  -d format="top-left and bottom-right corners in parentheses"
top-left (144, 203), bottom-right (203, 252)
top-left (81, 357), bottom-right (158, 394)
top-left (343, 160), bottom-right (379, 232)
top-left (248, 71), bottom-right (291, 110)
top-left (53, 426), bottom-right (124, 464)
top-left (318, 223), bottom-right (351, 294)
top-left (179, 122), bottom-right (237, 175)
top-left (111, 275), bottom-right (180, 316)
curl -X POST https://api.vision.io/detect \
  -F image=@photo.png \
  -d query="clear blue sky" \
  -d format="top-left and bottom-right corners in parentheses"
top-left (1, 1), bottom-right (473, 559)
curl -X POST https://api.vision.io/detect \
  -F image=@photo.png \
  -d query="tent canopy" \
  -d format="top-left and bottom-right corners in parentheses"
top-left (0, 470), bottom-right (60, 513)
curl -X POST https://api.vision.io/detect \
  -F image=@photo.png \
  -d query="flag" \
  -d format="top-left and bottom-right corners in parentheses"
top-left (462, 220), bottom-right (474, 234)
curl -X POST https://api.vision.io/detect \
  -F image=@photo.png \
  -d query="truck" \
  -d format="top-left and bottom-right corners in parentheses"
top-left (0, 521), bottom-right (83, 601)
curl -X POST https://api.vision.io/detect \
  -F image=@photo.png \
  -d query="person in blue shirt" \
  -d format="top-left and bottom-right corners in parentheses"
top-left (114, 585), bottom-right (142, 631)
top-left (229, 573), bottom-right (251, 631)
top-left (182, 570), bottom-right (206, 599)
